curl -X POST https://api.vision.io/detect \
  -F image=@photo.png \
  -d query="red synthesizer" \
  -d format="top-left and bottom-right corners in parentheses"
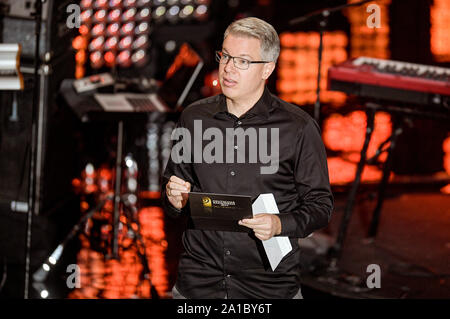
top-left (327, 57), bottom-right (450, 107)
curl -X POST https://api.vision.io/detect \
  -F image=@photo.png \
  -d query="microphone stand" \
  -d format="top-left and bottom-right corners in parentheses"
top-left (24, 0), bottom-right (46, 299)
top-left (289, 0), bottom-right (373, 125)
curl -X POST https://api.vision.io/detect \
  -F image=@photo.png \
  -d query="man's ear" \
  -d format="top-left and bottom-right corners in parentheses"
top-left (262, 61), bottom-right (276, 80)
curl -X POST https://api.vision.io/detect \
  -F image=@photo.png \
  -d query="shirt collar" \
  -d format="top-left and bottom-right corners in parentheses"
top-left (213, 86), bottom-right (276, 120)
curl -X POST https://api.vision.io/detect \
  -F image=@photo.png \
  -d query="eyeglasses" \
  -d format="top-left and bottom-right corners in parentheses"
top-left (215, 51), bottom-right (270, 70)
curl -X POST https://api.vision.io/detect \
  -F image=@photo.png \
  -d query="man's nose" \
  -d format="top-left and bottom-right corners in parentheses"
top-left (224, 58), bottom-right (235, 72)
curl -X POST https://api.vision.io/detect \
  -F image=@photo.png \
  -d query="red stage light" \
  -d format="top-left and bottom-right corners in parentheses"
top-left (108, 9), bottom-right (122, 22)
top-left (106, 23), bottom-right (120, 36)
top-left (123, 8), bottom-right (137, 21)
top-left (118, 50), bottom-right (132, 67)
top-left (95, 0), bottom-right (108, 8)
top-left (79, 24), bottom-right (90, 35)
top-left (119, 36), bottom-right (133, 50)
top-left (109, 0), bottom-right (123, 7)
top-left (132, 49), bottom-right (146, 65)
top-left (105, 37), bottom-right (119, 50)
top-left (124, 0), bottom-right (137, 7)
top-left (121, 22), bottom-right (135, 35)
top-left (76, 50), bottom-right (87, 64)
top-left (90, 51), bottom-right (104, 68)
top-left (92, 24), bottom-right (106, 37)
top-left (81, 0), bottom-right (94, 9)
top-left (72, 35), bottom-right (88, 50)
top-left (133, 35), bottom-right (149, 49)
top-left (89, 36), bottom-right (105, 51)
top-left (80, 10), bottom-right (93, 24)
top-left (94, 9), bottom-right (107, 22)
top-left (104, 51), bottom-right (116, 66)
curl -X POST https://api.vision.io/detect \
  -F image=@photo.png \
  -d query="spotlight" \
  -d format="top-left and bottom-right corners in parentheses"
top-left (118, 50), bottom-right (132, 67)
top-left (108, 8), bottom-right (122, 22)
top-left (123, 7), bottom-right (137, 21)
top-left (89, 36), bottom-right (105, 51)
top-left (80, 9), bottom-right (93, 24)
top-left (167, 5), bottom-right (180, 23)
top-left (104, 51), bottom-right (116, 67)
top-left (94, 9), bottom-right (107, 22)
top-left (137, 7), bottom-right (151, 20)
top-left (135, 22), bottom-right (150, 35)
top-left (91, 23), bottom-right (106, 37)
top-left (119, 36), bottom-right (133, 50)
top-left (81, 0), bottom-right (94, 9)
top-left (104, 36), bottom-right (119, 50)
top-left (109, 0), bottom-right (123, 7)
top-left (132, 49), bottom-right (147, 66)
top-left (106, 22), bottom-right (120, 36)
top-left (90, 51), bottom-right (104, 68)
top-left (133, 35), bottom-right (149, 49)
top-left (95, 0), bottom-right (108, 8)
top-left (121, 22), bottom-right (135, 36)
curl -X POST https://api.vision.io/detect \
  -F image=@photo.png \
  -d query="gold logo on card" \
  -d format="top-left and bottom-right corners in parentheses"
top-left (202, 196), bottom-right (212, 208)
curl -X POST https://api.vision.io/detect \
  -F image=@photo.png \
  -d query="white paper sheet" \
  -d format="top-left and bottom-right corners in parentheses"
top-left (252, 193), bottom-right (292, 271)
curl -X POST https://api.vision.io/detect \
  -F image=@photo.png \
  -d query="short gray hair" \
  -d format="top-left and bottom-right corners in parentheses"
top-left (224, 17), bottom-right (280, 63)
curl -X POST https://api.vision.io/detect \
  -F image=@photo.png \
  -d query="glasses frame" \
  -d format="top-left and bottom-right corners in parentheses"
top-left (215, 50), bottom-right (271, 70)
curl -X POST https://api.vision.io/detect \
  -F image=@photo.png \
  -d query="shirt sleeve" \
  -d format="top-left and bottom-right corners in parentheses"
top-left (277, 118), bottom-right (334, 238)
top-left (160, 113), bottom-right (196, 218)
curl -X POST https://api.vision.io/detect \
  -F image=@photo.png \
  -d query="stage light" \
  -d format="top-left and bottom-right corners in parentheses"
top-left (133, 35), bottom-right (149, 49)
top-left (104, 51), bottom-right (116, 66)
top-left (94, 9), bottom-right (107, 22)
top-left (105, 36), bottom-right (119, 50)
top-left (132, 49), bottom-right (147, 65)
top-left (180, 5), bottom-right (194, 19)
top-left (118, 50), bottom-right (132, 67)
top-left (135, 22), bottom-right (150, 35)
top-left (89, 36), bottom-right (105, 51)
top-left (90, 51), bottom-right (104, 68)
top-left (81, 0), bottom-right (94, 9)
top-left (124, 0), bottom-right (138, 6)
top-left (95, 0), bottom-right (109, 8)
top-left (91, 23), bottom-right (106, 37)
top-left (106, 23), bottom-right (120, 36)
top-left (168, 0), bottom-right (179, 5)
top-left (194, 4), bottom-right (208, 20)
top-left (153, 6), bottom-right (166, 20)
top-left (123, 7), bottom-right (137, 21)
top-left (119, 36), bottom-right (133, 50)
top-left (138, 0), bottom-right (152, 5)
top-left (167, 5), bottom-right (180, 23)
top-left (76, 50), bottom-right (87, 64)
top-left (79, 24), bottom-right (90, 35)
top-left (80, 10), bottom-right (93, 24)
top-left (137, 8), bottom-right (151, 20)
top-left (108, 8), bottom-right (122, 22)
top-left (121, 22), bottom-right (135, 35)
top-left (109, 0), bottom-right (123, 7)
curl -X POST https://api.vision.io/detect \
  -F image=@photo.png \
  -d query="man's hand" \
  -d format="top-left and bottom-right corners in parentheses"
top-left (166, 175), bottom-right (191, 210)
top-left (238, 214), bottom-right (282, 241)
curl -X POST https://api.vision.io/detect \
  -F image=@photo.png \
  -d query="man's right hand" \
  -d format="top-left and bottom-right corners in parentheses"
top-left (166, 175), bottom-right (191, 210)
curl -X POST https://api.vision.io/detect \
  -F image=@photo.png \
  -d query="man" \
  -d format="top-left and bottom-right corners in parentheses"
top-left (161, 17), bottom-right (333, 299)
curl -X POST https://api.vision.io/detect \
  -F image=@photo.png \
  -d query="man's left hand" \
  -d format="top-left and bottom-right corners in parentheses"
top-left (239, 214), bottom-right (282, 241)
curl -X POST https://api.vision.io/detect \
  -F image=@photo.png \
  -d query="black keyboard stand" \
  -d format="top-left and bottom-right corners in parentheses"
top-left (327, 102), bottom-right (450, 267)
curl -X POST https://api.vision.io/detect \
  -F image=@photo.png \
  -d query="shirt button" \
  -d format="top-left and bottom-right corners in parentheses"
top-left (226, 274), bottom-right (231, 278)
top-left (234, 145), bottom-right (238, 150)
top-left (237, 121), bottom-right (242, 125)
top-left (225, 250), bottom-right (231, 255)
top-left (230, 171), bottom-right (235, 176)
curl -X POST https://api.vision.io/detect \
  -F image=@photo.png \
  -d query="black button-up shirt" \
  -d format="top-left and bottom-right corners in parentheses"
top-left (161, 87), bottom-right (333, 299)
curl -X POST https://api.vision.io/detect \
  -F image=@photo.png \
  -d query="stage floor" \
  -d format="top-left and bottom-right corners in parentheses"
top-left (2, 179), bottom-right (449, 299)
